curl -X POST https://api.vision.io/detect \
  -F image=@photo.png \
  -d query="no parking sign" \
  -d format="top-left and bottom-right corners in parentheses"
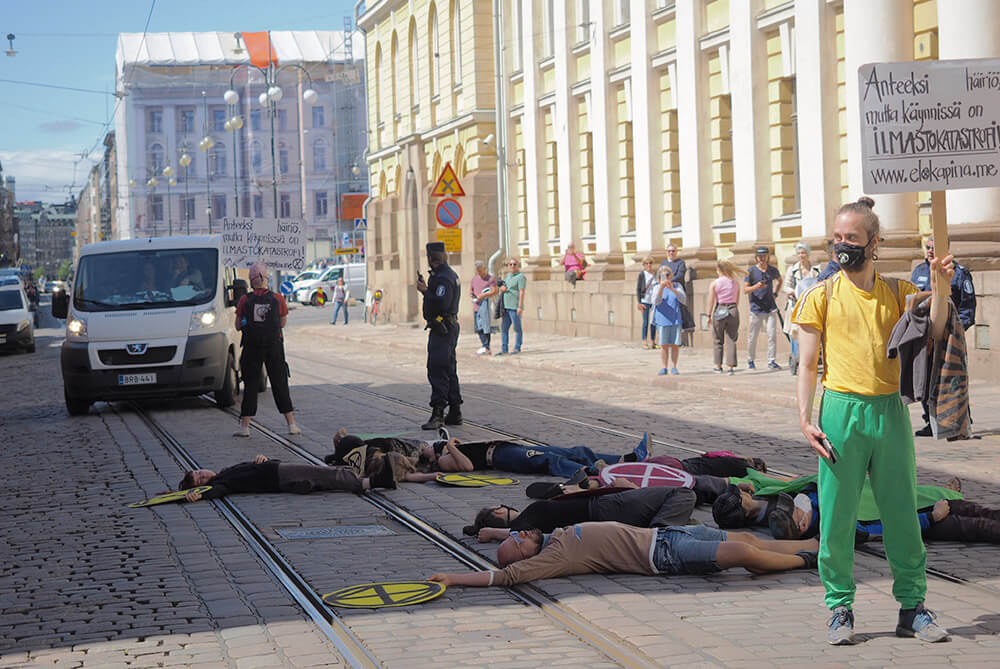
top-left (435, 199), bottom-right (462, 228)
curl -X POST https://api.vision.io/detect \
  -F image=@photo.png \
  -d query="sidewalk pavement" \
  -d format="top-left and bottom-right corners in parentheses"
top-left (296, 320), bottom-right (1000, 435)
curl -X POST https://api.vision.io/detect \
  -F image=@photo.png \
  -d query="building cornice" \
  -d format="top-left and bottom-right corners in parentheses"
top-left (699, 27), bottom-right (730, 52)
top-left (357, 0), bottom-right (392, 30)
top-left (651, 47), bottom-right (677, 70)
top-left (367, 109), bottom-right (496, 162)
top-left (756, 1), bottom-right (795, 31)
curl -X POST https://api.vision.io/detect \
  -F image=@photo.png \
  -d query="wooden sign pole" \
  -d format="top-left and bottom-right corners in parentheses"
top-left (930, 191), bottom-right (950, 293)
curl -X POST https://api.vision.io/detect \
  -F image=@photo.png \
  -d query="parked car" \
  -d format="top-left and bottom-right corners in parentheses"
top-left (52, 235), bottom-right (247, 416)
top-left (0, 284), bottom-right (36, 353)
top-left (286, 269), bottom-right (322, 303)
top-left (293, 263), bottom-right (366, 307)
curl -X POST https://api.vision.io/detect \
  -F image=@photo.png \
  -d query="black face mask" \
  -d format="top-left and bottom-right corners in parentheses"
top-left (834, 236), bottom-right (873, 270)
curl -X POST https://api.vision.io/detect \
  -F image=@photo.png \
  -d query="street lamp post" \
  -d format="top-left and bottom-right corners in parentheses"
top-left (200, 90), bottom-right (215, 234)
top-left (224, 35), bottom-right (317, 219)
top-left (179, 152), bottom-right (192, 234)
top-left (128, 178), bottom-right (137, 235)
top-left (146, 176), bottom-right (159, 237)
top-left (162, 165), bottom-right (176, 236)
top-left (224, 90), bottom-right (244, 217)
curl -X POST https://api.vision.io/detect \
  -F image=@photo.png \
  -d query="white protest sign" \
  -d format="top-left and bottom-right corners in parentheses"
top-left (859, 58), bottom-right (1000, 194)
top-left (221, 217), bottom-right (306, 271)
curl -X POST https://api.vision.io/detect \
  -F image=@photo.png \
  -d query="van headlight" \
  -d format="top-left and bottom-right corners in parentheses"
top-left (190, 308), bottom-right (217, 332)
top-left (67, 316), bottom-right (88, 339)
top-left (16, 318), bottom-right (31, 331)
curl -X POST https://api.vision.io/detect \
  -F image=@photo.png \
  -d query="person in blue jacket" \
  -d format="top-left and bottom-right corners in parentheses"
top-left (910, 235), bottom-right (976, 437)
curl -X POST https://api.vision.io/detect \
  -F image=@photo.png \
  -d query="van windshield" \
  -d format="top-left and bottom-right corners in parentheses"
top-left (73, 248), bottom-right (218, 312)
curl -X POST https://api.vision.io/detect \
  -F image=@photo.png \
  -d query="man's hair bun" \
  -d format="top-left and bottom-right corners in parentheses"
top-left (856, 196), bottom-right (875, 209)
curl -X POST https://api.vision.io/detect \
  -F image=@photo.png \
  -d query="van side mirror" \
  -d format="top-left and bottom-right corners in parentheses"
top-left (52, 291), bottom-right (69, 319)
top-left (228, 278), bottom-right (248, 307)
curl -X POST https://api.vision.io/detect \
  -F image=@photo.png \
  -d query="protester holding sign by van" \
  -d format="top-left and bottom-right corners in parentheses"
top-left (234, 262), bottom-right (301, 438)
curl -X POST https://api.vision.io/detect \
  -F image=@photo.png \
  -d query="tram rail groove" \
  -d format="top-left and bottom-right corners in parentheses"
top-left (219, 401), bottom-right (660, 669)
top-left (125, 402), bottom-right (381, 669)
top-left (281, 353), bottom-right (999, 596)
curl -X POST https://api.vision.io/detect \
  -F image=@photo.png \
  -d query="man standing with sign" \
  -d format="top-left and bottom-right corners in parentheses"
top-left (416, 242), bottom-right (462, 430)
top-left (793, 197), bottom-right (954, 645)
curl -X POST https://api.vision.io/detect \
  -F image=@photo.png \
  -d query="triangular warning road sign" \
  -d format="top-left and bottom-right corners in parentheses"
top-left (431, 162), bottom-right (466, 197)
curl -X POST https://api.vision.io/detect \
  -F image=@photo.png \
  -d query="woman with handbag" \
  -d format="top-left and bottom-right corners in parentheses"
top-left (705, 261), bottom-right (745, 375)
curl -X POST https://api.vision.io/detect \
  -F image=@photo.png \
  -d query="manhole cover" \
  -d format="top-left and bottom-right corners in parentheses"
top-left (275, 525), bottom-right (396, 540)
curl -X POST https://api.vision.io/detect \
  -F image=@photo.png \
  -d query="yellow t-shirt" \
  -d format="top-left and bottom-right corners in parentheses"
top-left (792, 273), bottom-right (918, 396)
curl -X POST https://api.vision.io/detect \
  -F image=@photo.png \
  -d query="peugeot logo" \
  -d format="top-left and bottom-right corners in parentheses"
top-left (126, 343), bottom-right (148, 355)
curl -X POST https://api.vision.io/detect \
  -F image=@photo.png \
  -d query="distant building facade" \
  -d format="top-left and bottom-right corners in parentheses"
top-left (75, 133), bottom-right (119, 257)
top-left (114, 30), bottom-right (367, 261)
top-left (0, 161), bottom-right (15, 267)
top-left (18, 200), bottom-right (76, 275)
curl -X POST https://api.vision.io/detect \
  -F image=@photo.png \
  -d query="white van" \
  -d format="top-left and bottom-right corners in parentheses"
top-left (53, 236), bottom-right (248, 416)
top-left (293, 263), bottom-right (366, 306)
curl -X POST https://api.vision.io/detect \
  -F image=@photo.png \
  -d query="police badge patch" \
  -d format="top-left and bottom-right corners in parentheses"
top-left (435, 285), bottom-right (446, 297)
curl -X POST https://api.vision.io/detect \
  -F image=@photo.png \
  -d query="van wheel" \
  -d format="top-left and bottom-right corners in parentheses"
top-left (311, 291), bottom-right (325, 307)
top-left (215, 352), bottom-right (238, 407)
top-left (65, 388), bottom-right (91, 416)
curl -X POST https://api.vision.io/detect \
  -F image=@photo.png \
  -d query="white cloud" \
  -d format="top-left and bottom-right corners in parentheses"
top-left (0, 148), bottom-right (102, 202)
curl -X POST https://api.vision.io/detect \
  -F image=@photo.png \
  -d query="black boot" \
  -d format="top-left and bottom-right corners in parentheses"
top-left (444, 405), bottom-right (463, 425)
top-left (421, 407), bottom-right (445, 431)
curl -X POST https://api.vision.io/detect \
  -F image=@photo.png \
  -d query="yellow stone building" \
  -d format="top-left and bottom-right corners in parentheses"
top-left (361, 0), bottom-right (997, 375)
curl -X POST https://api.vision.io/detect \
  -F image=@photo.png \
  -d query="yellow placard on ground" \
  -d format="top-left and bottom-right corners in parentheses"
top-left (323, 580), bottom-right (445, 609)
top-left (128, 486), bottom-right (212, 508)
top-left (335, 247), bottom-right (359, 255)
top-left (436, 473), bottom-right (520, 487)
top-left (431, 162), bottom-right (465, 197)
top-left (436, 228), bottom-right (462, 253)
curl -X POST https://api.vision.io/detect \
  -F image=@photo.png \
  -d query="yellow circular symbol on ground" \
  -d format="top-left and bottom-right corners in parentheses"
top-left (436, 473), bottom-right (520, 487)
top-left (128, 486), bottom-right (212, 508)
top-left (322, 580), bottom-right (445, 609)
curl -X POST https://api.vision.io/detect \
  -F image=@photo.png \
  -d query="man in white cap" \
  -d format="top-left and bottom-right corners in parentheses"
top-left (233, 262), bottom-right (301, 437)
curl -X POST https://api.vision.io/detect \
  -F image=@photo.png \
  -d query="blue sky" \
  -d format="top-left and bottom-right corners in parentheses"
top-left (0, 0), bottom-right (361, 202)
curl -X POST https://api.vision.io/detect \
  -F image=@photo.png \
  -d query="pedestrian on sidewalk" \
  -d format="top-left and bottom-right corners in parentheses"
top-left (782, 242), bottom-right (820, 375)
top-left (562, 243), bottom-right (587, 285)
top-left (653, 265), bottom-right (686, 375)
top-left (234, 262), bottom-right (301, 437)
top-left (745, 246), bottom-right (783, 370)
top-left (706, 260), bottom-right (744, 374)
top-left (498, 257), bottom-right (526, 355)
top-left (470, 260), bottom-right (498, 355)
top-left (794, 196), bottom-right (953, 645)
top-left (416, 242), bottom-right (462, 430)
top-left (330, 277), bottom-right (350, 325)
top-left (636, 256), bottom-right (658, 349)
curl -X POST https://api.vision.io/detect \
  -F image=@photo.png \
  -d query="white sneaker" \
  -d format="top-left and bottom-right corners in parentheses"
top-left (233, 426), bottom-right (250, 438)
top-left (288, 424), bottom-right (302, 436)
top-left (476, 346), bottom-right (488, 355)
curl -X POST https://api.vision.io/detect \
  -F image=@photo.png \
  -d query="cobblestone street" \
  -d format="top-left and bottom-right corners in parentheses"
top-left (2, 303), bottom-right (999, 667)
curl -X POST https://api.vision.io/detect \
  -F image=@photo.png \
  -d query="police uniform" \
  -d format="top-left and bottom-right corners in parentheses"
top-left (910, 260), bottom-right (977, 330)
top-left (421, 242), bottom-right (462, 428)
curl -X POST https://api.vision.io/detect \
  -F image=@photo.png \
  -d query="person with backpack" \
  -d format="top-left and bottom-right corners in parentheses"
top-left (233, 262), bottom-right (301, 438)
top-left (793, 196), bottom-right (954, 646)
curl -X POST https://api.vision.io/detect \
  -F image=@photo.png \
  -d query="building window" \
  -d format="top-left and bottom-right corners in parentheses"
top-left (150, 195), bottom-right (163, 221)
top-left (279, 144), bottom-right (289, 175)
top-left (391, 32), bottom-right (400, 120)
top-left (615, 0), bottom-right (630, 26)
top-left (375, 43), bottom-right (384, 123)
top-left (210, 143), bottom-right (226, 176)
top-left (312, 106), bottom-right (325, 128)
top-left (315, 191), bottom-right (328, 218)
top-left (251, 141), bottom-right (263, 173)
top-left (451, 0), bottom-right (462, 81)
top-left (180, 109), bottom-right (195, 134)
top-left (212, 108), bottom-right (227, 132)
top-left (543, 0), bottom-right (555, 57)
top-left (149, 144), bottom-right (165, 173)
top-left (513, 0), bottom-right (523, 70)
top-left (576, 0), bottom-right (589, 44)
top-left (313, 141), bottom-right (327, 172)
top-left (250, 109), bottom-right (261, 131)
top-left (279, 194), bottom-right (291, 218)
top-left (147, 109), bottom-right (163, 134)
top-left (251, 194), bottom-right (262, 218)
top-left (212, 194), bottom-right (226, 219)
top-left (409, 20), bottom-right (420, 114)
top-left (429, 7), bottom-right (440, 96)
top-left (277, 109), bottom-right (288, 131)
top-left (181, 197), bottom-right (195, 224)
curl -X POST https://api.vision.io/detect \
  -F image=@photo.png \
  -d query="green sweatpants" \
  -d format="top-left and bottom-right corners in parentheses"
top-left (818, 389), bottom-right (927, 610)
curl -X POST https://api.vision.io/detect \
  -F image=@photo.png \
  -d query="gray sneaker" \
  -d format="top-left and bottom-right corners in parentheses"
top-left (896, 603), bottom-right (950, 642)
top-left (828, 606), bottom-right (856, 645)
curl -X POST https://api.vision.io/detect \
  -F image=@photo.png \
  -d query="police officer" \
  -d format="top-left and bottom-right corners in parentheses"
top-left (416, 242), bottom-right (462, 430)
top-left (911, 235), bottom-right (977, 437)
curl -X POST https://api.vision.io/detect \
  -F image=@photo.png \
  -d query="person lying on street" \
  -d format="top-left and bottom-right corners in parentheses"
top-left (464, 485), bottom-right (698, 537)
top-left (428, 521), bottom-right (819, 587)
top-left (177, 454), bottom-right (397, 502)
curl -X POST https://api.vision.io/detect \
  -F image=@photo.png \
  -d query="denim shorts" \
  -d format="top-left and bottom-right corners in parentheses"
top-left (652, 525), bottom-right (726, 575)
top-left (657, 324), bottom-right (682, 346)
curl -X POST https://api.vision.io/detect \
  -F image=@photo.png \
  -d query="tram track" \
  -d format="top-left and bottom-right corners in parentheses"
top-left (282, 351), bottom-right (1000, 597)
